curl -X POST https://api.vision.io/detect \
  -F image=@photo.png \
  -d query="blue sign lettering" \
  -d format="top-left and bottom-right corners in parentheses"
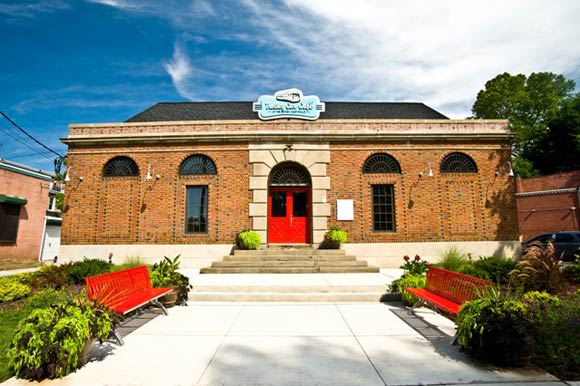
top-left (253, 88), bottom-right (325, 120)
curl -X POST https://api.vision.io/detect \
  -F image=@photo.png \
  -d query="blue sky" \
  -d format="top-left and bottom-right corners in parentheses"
top-left (1, 0), bottom-right (580, 172)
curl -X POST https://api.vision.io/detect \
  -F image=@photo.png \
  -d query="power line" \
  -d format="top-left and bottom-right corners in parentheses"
top-left (0, 124), bottom-right (54, 161)
top-left (0, 110), bottom-right (64, 158)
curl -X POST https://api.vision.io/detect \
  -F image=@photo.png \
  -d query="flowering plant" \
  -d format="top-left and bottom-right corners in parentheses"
top-left (400, 255), bottom-right (428, 276)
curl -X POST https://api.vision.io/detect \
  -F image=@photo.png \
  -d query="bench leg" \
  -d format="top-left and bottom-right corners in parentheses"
top-left (408, 299), bottom-right (426, 315)
top-left (112, 329), bottom-right (124, 346)
top-left (151, 299), bottom-right (168, 316)
top-left (451, 331), bottom-right (459, 346)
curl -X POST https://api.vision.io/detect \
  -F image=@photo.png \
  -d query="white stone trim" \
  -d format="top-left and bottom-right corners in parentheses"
top-left (59, 244), bottom-right (233, 268)
top-left (343, 241), bottom-right (522, 268)
top-left (249, 143), bottom-right (331, 244)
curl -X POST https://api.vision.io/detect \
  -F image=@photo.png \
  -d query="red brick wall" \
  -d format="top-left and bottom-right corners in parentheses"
top-left (0, 168), bottom-right (51, 261)
top-left (327, 144), bottom-right (518, 242)
top-left (62, 144), bottom-right (252, 245)
top-left (62, 122), bottom-right (518, 246)
top-left (516, 171), bottom-right (580, 240)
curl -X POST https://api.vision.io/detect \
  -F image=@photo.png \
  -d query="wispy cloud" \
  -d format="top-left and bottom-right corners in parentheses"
top-left (84, 0), bottom-right (580, 118)
top-left (12, 83), bottom-right (174, 114)
top-left (164, 45), bottom-right (196, 100)
top-left (0, 0), bottom-right (69, 19)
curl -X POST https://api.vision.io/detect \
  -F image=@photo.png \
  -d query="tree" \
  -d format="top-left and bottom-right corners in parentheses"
top-left (471, 72), bottom-right (576, 177)
top-left (527, 94), bottom-right (580, 174)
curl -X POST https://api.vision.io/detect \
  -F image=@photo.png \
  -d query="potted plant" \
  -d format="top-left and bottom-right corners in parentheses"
top-left (320, 226), bottom-right (348, 249)
top-left (150, 255), bottom-right (192, 307)
top-left (6, 293), bottom-right (113, 380)
top-left (236, 230), bottom-right (261, 250)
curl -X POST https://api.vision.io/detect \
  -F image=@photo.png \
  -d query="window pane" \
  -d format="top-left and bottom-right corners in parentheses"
top-left (293, 192), bottom-right (308, 217)
top-left (271, 192), bottom-right (286, 217)
top-left (185, 186), bottom-right (208, 233)
top-left (0, 203), bottom-right (21, 243)
top-left (372, 185), bottom-right (395, 232)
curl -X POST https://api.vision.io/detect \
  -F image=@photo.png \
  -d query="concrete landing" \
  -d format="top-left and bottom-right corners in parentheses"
top-left (4, 302), bottom-right (566, 386)
top-left (186, 269), bottom-right (401, 302)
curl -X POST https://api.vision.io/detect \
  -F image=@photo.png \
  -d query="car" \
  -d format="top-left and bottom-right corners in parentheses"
top-left (521, 231), bottom-right (580, 262)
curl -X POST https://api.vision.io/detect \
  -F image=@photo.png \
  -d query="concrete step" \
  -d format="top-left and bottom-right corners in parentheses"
top-left (233, 249), bottom-right (346, 257)
top-left (188, 292), bottom-right (386, 302)
top-left (211, 260), bottom-right (368, 269)
top-left (200, 266), bottom-right (380, 274)
top-left (222, 255), bottom-right (357, 262)
top-left (191, 284), bottom-right (387, 293)
top-left (200, 267), bottom-right (321, 274)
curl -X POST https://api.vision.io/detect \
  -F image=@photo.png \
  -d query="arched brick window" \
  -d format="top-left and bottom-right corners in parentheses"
top-left (440, 152), bottom-right (478, 173)
top-left (179, 155), bottom-right (216, 175)
top-left (363, 153), bottom-right (401, 174)
top-left (103, 156), bottom-right (139, 177)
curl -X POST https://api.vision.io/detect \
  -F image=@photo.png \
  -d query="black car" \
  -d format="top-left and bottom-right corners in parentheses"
top-left (521, 231), bottom-right (580, 262)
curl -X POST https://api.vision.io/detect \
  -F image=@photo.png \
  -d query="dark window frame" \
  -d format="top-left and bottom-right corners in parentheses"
top-left (371, 184), bottom-right (396, 232)
top-left (363, 153), bottom-right (401, 174)
top-left (103, 156), bottom-right (140, 177)
top-left (0, 203), bottom-right (22, 243)
top-left (185, 185), bottom-right (209, 234)
top-left (440, 152), bottom-right (478, 173)
top-left (179, 155), bottom-right (217, 175)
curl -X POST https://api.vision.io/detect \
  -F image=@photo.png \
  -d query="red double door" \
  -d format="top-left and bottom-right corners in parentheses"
top-left (268, 187), bottom-right (310, 244)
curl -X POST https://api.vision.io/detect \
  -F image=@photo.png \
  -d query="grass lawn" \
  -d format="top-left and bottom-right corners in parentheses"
top-left (0, 259), bottom-right (42, 271)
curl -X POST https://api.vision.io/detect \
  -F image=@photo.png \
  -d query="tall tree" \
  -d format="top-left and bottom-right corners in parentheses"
top-left (471, 72), bottom-right (576, 177)
top-left (528, 94), bottom-right (580, 174)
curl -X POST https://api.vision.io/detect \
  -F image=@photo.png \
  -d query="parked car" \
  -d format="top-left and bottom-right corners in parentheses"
top-left (521, 231), bottom-right (580, 262)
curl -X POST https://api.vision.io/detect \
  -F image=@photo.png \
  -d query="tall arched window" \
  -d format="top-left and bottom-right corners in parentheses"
top-left (179, 155), bottom-right (216, 175)
top-left (440, 152), bottom-right (478, 173)
top-left (363, 153), bottom-right (401, 174)
top-left (103, 156), bottom-right (139, 177)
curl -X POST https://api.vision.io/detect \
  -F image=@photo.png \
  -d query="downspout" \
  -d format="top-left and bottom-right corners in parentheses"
top-left (38, 215), bottom-right (48, 262)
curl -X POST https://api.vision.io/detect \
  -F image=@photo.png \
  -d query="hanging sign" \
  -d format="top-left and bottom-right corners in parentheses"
top-left (253, 88), bottom-right (325, 120)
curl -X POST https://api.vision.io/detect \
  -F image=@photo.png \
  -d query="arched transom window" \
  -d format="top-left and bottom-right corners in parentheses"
top-left (269, 162), bottom-right (310, 186)
top-left (180, 155), bottom-right (217, 175)
top-left (103, 156), bottom-right (139, 177)
top-left (440, 152), bottom-right (478, 173)
top-left (363, 153), bottom-right (401, 174)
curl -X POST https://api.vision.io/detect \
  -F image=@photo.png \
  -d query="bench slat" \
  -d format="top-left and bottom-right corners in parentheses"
top-left (85, 265), bottom-right (173, 315)
top-left (405, 266), bottom-right (490, 316)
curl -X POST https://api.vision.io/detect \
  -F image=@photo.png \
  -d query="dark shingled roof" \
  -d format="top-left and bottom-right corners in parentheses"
top-left (125, 102), bottom-right (448, 122)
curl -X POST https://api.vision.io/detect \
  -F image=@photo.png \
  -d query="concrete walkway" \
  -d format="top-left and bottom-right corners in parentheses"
top-left (2, 272), bottom-right (577, 386)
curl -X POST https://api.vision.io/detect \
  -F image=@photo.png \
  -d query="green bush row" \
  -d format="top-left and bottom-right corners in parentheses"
top-left (0, 276), bottom-right (32, 302)
top-left (457, 289), bottom-right (580, 373)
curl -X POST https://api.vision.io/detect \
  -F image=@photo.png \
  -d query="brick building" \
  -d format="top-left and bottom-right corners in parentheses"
top-left (516, 170), bottom-right (580, 240)
top-left (60, 90), bottom-right (519, 267)
top-left (0, 159), bottom-right (62, 263)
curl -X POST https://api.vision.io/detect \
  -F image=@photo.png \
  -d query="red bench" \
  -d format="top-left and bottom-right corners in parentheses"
top-left (404, 266), bottom-right (490, 316)
top-left (85, 265), bottom-right (173, 345)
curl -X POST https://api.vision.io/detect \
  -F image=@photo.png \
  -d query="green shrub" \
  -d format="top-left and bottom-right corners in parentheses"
top-left (112, 256), bottom-right (145, 271)
top-left (564, 263), bottom-right (580, 283)
top-left (150, 255), bottom-right (191, 306)
top-left (0, 276), bottom-right (32, 302)
top-left (460, 256), bottom-right (516, 284)
top-left (6, 294), bottom-right (112, 380)
top-left (236, 230), bottom-right (262, 250)
top-left (525, 290), bottom-right (580, 375)
top-left (0, 289), bottom-right (69, 383)
top-left (457, 287), bottom-right (532, 366)
top-left (30, 264), bottom-right (71, 289)
top-left (65, 259), bottom-right (112, 285)
top-left (395, 274), bottom-right (426, 306)
top-left (320, 227), bottom-right (347, 249)
top-left (435, 247), bottom-right (469, 272)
